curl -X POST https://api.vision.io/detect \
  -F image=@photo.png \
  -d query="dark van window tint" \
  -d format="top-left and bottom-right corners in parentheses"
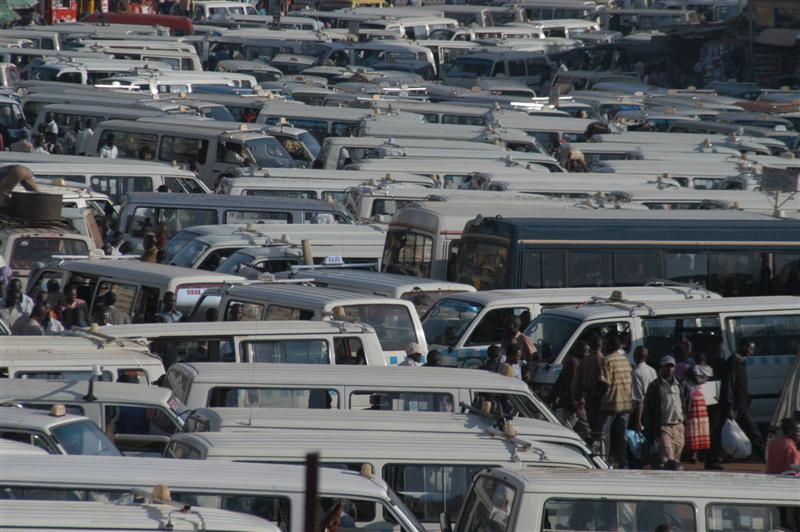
top-left (508, 59), bottom-right (526, 77)
top-left (208, 387), bottom-right (338, 408)
top-left (542, 498), bottom-right (696, 532)
top-left (240, 339), bottom-right (330, 364)
top-left (99, 130), bottom-right (156, 159)
top-left (350, 391), bottom-right (454, 412)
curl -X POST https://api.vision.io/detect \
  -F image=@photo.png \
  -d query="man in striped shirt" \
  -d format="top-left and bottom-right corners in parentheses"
top-left (599, 335), bottom-right (633, 468)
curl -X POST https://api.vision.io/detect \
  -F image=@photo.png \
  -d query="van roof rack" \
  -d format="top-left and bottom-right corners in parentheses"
top-left (285, 261), bottom-right (379, 276)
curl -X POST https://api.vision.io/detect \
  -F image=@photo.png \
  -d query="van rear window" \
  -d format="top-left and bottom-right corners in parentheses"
top-left (350, 391), bottom-right (453, 412)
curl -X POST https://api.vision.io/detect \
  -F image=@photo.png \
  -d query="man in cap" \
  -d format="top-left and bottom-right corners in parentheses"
top-left (643, 355), bottom-right (688, 470)
top-left (400, 343), bottom-right (423, 366)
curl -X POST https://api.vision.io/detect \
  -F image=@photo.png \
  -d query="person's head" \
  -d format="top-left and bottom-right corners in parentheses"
top-left (45, 112), bottom-right (54, 123)
top-left (633, 345), bottom-right (649, 364)
top-left (780, 417), bottom-right (800, 443)
top-left (105, 134), bottom-right (116, 147)
top-left (31, 302), bottom-right (49, 323)
top-left (46, 279), bottom-right (60, 293)
top-left (587, 333), bottom-right (602, 352)
top-left (572, 340), bottom-right (590, 359)
top-left (227, 303), bottom-right (244, 321)
top-left (162, 291), bottom-right (176, 312)
top-left (519, 310), bottom-right (531, 329)
top-left (103, 291), bottom-right (117, 307)
top-left (605, 335), bottom-right (622, 354)
top-left (143, 231), bottom-right (156, 250)
top-left (659, 356), bottom-right (676, 379)
top-left (487, 344), bottom-right (501, 361)
top-left (505, 316), bottom-right (521, 334)
top-left (64, 284), bottom-right (78, 305)
top-left (673, 344), bottom-right (687, 362)
top-left (85, 118), bottom-right (95, 129)
top-left (507, 344), bottom-right (521, 364)
top-left (9, 278), bottom-right (22, 293)
top-left (405, 342), bottom-right (423, 361)
top-left (139, 146), bottom-right (154, 160)
top-left (119, 241), bottom-right (134, 255)
top-left (205, 307), bottom-right (219, 322)
top-left (737, 338), bottom-right (755, 357)
top-left (156, 185), bottom-right (170, 192)
top-left (4, 288), bottom-right (20, 308)
top-left (695, 350), bottom-right (707, 365)
top-left (34, 290), bottom-right (47, 304)
top-left (426, 350), bottom-right (443, 366)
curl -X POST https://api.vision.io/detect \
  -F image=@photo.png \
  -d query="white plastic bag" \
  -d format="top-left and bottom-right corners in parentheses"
top-left (721, 419), bottom-right (752, 459)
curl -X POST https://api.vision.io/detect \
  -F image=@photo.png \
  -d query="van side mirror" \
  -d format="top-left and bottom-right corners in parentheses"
top-left (440, 512), bottom-right (453, 532)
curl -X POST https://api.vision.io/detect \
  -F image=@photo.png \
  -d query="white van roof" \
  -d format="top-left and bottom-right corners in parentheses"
top-left (168, 362), bottom-right (535, 392)
top-left (0, 406), bottom-right (91, 433)
top-left (0, 379), bottom-right (177, 408)
top-left (54, 260), bottom-right (244, 286)
top-left (0, 454), bottom-right (394, 500)
top-left (98, 320), bottom-right (377, 339)
top-left (0, 439), bottom-right (49, 456)
top-left (490, 468), bottom-right (799, 501)
top-left (0, 500), bottom-right (278, 532)
top-left (216, 283), bottom-right (412, 307)
top-left (432, 286), bottom-right (721, 308)
top-left (540, 296), bottom-right (800, 321)
top-left (280, 269), bottom-right (476, 294)
top-left (0, 336), bottom-right (163, 371)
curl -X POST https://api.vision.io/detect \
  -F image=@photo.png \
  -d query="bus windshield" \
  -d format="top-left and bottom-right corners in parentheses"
top-left (381, 230), bottom-right (434, 278)
top-left (423, 298), bottom-right (484, 347)
top-left (245, 137), bottom-right (296, 168)
top-left (454, 238), bottom-right (509, 290)
top-left (525, 314), bottom-right (581, 362)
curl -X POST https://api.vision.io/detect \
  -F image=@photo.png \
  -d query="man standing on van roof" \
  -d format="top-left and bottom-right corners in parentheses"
top-left (400, 343), bottom-right (423, 366)
top-left (718, 338), bottom-right (766, 461)
top-left (643, 356), bottom-right (688, 470)
top-left (599, 335), bottom-right (633, 469)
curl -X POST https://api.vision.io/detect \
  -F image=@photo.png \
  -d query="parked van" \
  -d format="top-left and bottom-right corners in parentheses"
top-left (0, 407), bottom-right (121, 457)
top-left (0, 499), bottom-right (277, 532)
top-left (1, 379), bottom-right (186, 454)
top-left (88, 119), bottom-right (296, 186)
top-left (0, 336), bottom-right (165, 384)
top-left (165, 429), bottom-right (595, 528)
top-left (423, 286), bottom-right (721, 367)
top-left (167, 223), bottom-right (386, 271)
top-left (164, 362), bottom-right (556, 421)
top-left (280, 269), bottom-right (475, 315)
top-left (446, 468), bottom-right (800, 532)
top-left (118, 192), bottom-right (352, 250)
top-left (527, 296), bottom-right (800, 423)
top-left (26, 259), bottom-right (244, 322)
top-left (190, 284), bottom-right (427, 365)
top-left (218, 177), bottom-right (371, 207)
top-left (98, 321), bottom-right (386, 367)
top-left (441, 50), bottom-right (553, 92)
top-left (0, 455), bottom-right (425, 532)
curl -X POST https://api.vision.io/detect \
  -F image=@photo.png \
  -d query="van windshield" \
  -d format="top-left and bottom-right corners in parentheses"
top-left (10, 238), bottom-right (89, 270)
top-left (525, 314), bottom-right (581, 362)
top-left (170, 240), bottom-right (210, 268)
top-left (334, 304), bottom-right (417, 352)
top-left (300, 131), bottom-right (322, 159)
top-left (50, 420), bottom-right (121, 456)
top-left (423, 298), bottom-right (484, 347)
top-left (165, 230), bottom-right (202, 262)
top-left (245, 137), bottom-right (296, 168)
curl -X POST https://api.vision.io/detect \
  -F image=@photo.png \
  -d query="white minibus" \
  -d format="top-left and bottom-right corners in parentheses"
top-left (191, 284), bottom-right (427, 365)
top-left (423, 286), bottom-right (721, 366)
top-left (163, 363), bottom-right (558, 422)
top-left (0, 455), bottom-right (425, 532)
top-left (526, 296), bottom-right (800, 423)
top-left (447, 468), bottom-right (799, 532)
top-left (0, 336), bottom-right (165, 384)
top-left (26, 259), bottom-right (244, 322)
top-left (98, 321), bottom-right (386, 367)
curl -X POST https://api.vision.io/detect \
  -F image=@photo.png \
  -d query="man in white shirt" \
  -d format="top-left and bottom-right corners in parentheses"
top-left (99, 134), bottom-right (119, 159)
top-left (632, 346), bottom-right (657, 432)
top-left (45, 112), bottom-right (58, 135)
top-left (74, 119), bottom-right (95, 155)
top-left (399, 342), bottom-right (423, 367)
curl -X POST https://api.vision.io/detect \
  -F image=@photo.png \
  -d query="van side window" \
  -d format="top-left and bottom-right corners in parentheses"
top-left (508, 59), bottom-right (526, 77)
top-left (473, 392), bottom-right (545, 420)
top-left (706, 504), bottom-right (798, 532)
top-left (541, 498), bottom-right (696, 532)
top-left (320, 497), bottom-right (376, 525)
top-left (264, 305), bottom-right (311, 321)
top-left (159, 136), bottom-right (209, 165)
top-left (491, 61), bottom-right (504, 76)
top-left (17, 370), bottom-right (113, 381)
top-left (727, 315), bottom-right (800, 356)
top-left (575, 322), bottom-right (632, 354)
top-left (466, 307), bottom-right (528, 346)
top-left (225, 301), bottom-right (263, 321)
top-left (641, 317), bottom-right (721, 361)
top-left (350, 391), bottom-right (453, 412)
top-left (334, 337), bottom-right (366, 365)
top-left (99, 130), bottom-right (156, 159)
top-left (208, 386), bottom-right (338, 409)
top-left (241, 339), bottom-right (330, 364)
top-left (90, 175), bottom-right (153, 202)
top-left (170, 493), bottom-right (292, 529)
top-left (0, 430), bottom-right (57, 454)
top-left (224, 210), bottom-right (291, 224)
top-left (95, 282), bottom-right (137, 316)
top-left (133, 286), bottom-right (160, 323)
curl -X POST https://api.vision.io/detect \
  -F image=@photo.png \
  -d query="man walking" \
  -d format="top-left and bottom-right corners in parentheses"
top-left (574, 333), bottom-right (605, 449)
top-left (643, 356), bottom-right (688, 470)
top-left (719, 338), bottom-right (766, 461)
top-left (599, 335), bottom-right (633, 468)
